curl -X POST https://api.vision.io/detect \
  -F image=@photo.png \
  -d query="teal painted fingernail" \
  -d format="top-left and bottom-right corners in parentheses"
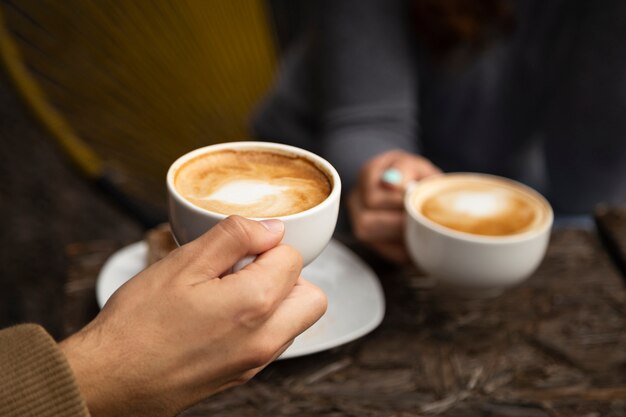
top-left (381, 168), bottom-right (403, 185)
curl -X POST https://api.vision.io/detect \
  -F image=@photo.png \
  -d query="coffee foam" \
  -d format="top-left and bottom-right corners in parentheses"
top-left (447, 191), bottom-right (507, 217)
top-left (413, 176), bottom-right (549, 237)
top-left (174, 149), bottom-right (332, 217)
top-left (198, 180), bottom-right (290, 205)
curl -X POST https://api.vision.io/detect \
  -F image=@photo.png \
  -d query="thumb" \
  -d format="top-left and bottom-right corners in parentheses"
top-left (180, 216), bottom-right (285, 278)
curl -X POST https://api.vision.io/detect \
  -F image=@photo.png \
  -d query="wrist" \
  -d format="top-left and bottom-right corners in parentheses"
top-left (60, 324), bottom-right (186, 417)
top-left (60, 327), bottom-right (112, 416)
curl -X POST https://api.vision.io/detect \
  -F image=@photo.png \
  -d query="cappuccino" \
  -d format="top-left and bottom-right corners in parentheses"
top-left (174, 149), bottom-right (332, 217)
top-left (412, 175), bottom-right (550, 237)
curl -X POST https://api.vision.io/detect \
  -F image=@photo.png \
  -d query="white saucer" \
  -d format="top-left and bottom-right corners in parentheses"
top-left (96, 239), bottom-right (385, 359)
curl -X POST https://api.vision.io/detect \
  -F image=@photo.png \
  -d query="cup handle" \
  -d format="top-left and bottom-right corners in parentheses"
top-left (232, 255), bottom-right (256, 273)
top-left (405, 179), bottom-right (420, 192)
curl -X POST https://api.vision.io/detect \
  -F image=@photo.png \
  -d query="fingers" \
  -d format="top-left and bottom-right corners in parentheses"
top-left (350, 151), bottom-right (438, 264)
top-left (359, 151), bottom-right (402, 196)
top-left (220, 244), bottom-right (303, 323)
top-left (359, 151), bottom-right (441, 210)
top-left (384, 156), bottom-right (441, 190)
top-left (347, 189), bottom-right (407, 263)
top-left (260, 277), bottom-right (327, 345)
top-left (181, 216), bottom-right (285, 278)
top-left (359, 151), bottom-right (406, 209)
top-left (202, 273), bottom-right (324, 372)
top-left (361, 186), bottom-right (405, 210)
top-left (348, 191), bottom-right (405, 242)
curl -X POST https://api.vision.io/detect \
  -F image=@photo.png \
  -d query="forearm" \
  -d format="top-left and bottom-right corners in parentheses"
top-left (322, 123), bottom-right (418, 189)
top-left (318, 0), bottom-right (420, 188)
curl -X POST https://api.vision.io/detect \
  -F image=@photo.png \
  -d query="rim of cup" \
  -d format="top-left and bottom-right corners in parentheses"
top-left (167, 141), bottom-right (342, 221)
top-left (404, 172), bottom-right (554, 244)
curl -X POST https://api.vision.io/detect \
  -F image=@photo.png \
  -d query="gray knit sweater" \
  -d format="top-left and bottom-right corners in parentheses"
top-left (253, 0), bottom-right (626, 214)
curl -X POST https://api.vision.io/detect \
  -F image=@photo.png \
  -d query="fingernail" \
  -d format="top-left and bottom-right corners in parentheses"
top-left (260, 219), bottom-right (284, 234)
top-left (381, 168), bottom-right (403, 185)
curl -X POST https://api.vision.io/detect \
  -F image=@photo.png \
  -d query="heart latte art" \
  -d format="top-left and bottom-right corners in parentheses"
top-left (174, 149), bottom-right (332, 217)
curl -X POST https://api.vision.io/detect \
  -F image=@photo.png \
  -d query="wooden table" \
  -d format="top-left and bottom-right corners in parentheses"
top-left (62, 209), bottom-right (626, 417)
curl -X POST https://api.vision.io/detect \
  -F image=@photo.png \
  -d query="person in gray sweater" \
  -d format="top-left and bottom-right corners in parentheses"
top-left (254, 0), bottom-right (626, 262)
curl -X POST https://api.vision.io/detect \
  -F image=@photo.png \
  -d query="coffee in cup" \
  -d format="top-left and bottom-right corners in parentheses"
top-left (416, 175), bottom-right (550, 237)
top-left (167, 142), bottom-right (341, 266)
top-left (404, 173), bottom-right (553, 290)
top-left (174, 149), bottom-right (332, 218)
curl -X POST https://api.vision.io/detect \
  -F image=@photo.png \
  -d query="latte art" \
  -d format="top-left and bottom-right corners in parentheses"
top-left (195, 180), bottom-right (290, 206)
top-left (174, 150), bottom-right (332, 217)
top-left (416, 177), bottom-right (548, 237)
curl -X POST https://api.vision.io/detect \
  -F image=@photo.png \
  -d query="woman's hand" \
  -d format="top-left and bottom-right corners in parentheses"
top-left (60, 216), bottom-right (327, 417)
top-left (348, 150), bottom-right (441, 263)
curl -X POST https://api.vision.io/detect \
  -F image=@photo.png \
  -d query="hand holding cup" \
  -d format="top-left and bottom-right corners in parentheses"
top-left (347, 150), bottom-right (441, 263)
top-left (61, 216), bottom-right (327, 417)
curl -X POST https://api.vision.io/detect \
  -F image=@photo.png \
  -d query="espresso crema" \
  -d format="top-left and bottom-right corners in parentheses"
top-left (174, 149), bottom-right (332, 217)
top-left (414, 176), bottom-right (549, 237)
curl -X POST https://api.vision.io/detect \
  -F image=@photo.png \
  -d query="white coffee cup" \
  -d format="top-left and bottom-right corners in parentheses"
top-left (404, 173), bottom-right (553, 291)
top-left (167, 141), bottom-right (341, 266)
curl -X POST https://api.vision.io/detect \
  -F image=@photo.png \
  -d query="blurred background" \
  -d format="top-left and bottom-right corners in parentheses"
top-left (0, 69), bottom-right (141, 337)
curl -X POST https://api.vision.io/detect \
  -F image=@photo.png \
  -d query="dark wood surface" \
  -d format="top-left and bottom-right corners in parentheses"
top-left (64, 217), bottom-right (626, 416)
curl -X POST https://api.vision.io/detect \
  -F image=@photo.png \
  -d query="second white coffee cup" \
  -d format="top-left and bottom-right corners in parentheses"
top-left (404, 173), bottom-right (553, 291)
top-left (167, 141), bottom-right (341, 266)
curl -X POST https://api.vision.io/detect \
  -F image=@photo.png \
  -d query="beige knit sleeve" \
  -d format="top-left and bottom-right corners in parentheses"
top-left (0, 324), bottom-right (90, 417)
